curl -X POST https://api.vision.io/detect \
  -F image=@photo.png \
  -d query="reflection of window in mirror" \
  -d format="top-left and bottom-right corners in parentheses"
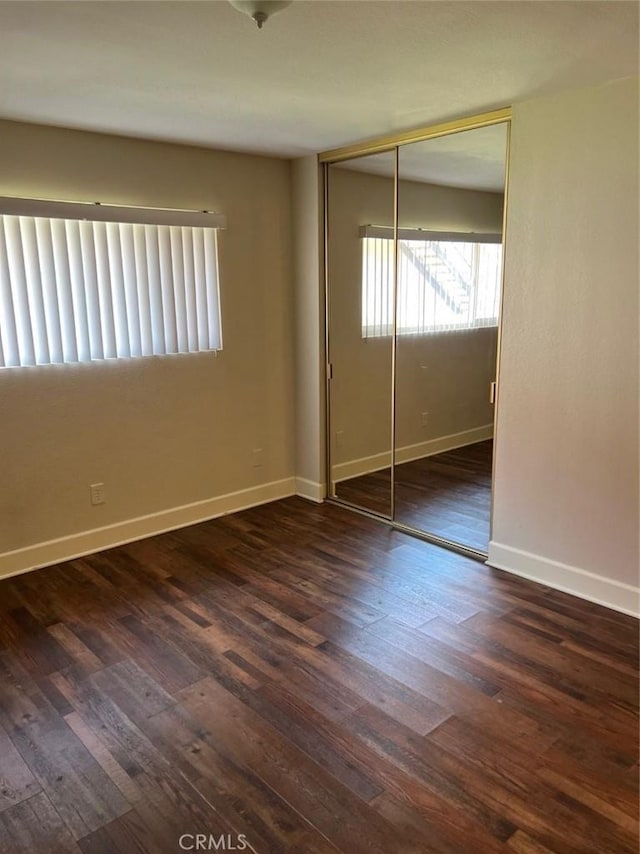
top-left (360, 226), bottom-right (502, 338)
top-left (390, 121), bottom-right (508, 554)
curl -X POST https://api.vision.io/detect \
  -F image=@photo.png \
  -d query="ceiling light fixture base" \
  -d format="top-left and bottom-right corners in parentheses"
top-left (228, 0), bottom-right (293, 29)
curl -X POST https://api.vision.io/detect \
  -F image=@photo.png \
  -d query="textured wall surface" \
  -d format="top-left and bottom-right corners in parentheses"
top-left (492, 78), bottom-right (639, 590)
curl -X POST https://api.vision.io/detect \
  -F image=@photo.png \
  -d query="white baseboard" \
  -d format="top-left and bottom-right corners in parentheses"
top-left (395, 424), bottom-right (493, 466)
top-left (333, 424), bottom-right (493, 483)
top-left (0, 477), bottom-right (297, 582)
top-left (487, 541), bottom-right (640, 618)
top-left (333, 450), bottom-right (391, 483)
top-left (295, 478), bottom-right (326, 503)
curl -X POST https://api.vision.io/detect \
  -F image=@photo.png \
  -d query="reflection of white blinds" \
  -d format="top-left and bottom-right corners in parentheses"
top-left (0, 215), bottom-right (223, 368)
top-left (361, 233), bottom-right (395, 339)
top-left (361, 228), bottom-right (502, 338)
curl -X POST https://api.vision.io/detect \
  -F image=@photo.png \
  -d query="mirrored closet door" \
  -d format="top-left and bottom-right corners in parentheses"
top-left (326, 150), bottom-right (396, 518)
top-left (393, 123), bottom-right (508, 552)
top-left (324, 113), bottom-right (510, 558)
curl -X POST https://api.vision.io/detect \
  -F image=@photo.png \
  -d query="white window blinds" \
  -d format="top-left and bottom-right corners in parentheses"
top-left (0, 198), bottom-right (224, 368)
top-left (361, 226), bottom-right (502, 338)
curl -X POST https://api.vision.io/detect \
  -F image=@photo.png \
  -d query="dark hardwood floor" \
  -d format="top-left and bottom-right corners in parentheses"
top-left (0, 497), bottom-right (637, 853)
top-left (335, 440), bottom-right (493, 551)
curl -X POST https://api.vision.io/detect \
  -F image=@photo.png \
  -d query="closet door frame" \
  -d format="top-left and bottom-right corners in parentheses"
top-left (321, 108), bottom-right (512, 562)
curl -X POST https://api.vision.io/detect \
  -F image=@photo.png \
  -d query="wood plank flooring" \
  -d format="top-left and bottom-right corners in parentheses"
top-left (0, 497), bottom-right (637, 853)
top-left (335, 440), bottom-right (493, 551)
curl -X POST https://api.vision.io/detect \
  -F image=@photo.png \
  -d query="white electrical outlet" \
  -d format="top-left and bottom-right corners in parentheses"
top-left (252, 448), bottom-right (263, 468)
top-left (90, 482), bottom-right (105, 505)
top-left (335, 430), bottom-right (344, 448)
top-left (421, 411), bottom-right (429, 427)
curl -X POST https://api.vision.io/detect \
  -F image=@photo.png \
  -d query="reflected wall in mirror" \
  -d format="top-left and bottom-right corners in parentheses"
top-left (393, 123), bottom-right (508, 551)
top-left (327, 150), bottom-right (395, 517)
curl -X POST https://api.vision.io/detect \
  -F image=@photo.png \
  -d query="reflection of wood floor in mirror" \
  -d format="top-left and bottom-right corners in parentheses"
top-left (335, 440), bottom-right (493, 552)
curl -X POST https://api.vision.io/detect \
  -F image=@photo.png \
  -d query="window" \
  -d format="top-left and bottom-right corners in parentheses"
top-left (361, 226), bottom-right (502, 338)
top-left (0, 197), bottom-right (224, 368)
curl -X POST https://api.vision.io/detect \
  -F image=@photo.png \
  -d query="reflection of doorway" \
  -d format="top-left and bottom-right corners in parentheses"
top-left (324, 111), bottom-right (509, 559)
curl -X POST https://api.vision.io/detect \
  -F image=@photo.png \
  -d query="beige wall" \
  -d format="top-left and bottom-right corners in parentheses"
top-left (395, 328), bottom-right (497, 449)
top-left (0, 120), bottom-right (295, 559)
top-left (491, 77), bottom-right (639, 608)
top-left (291, 156), bottom-right (325, 499)
top-left (327, 164), bottom-right (503, 471)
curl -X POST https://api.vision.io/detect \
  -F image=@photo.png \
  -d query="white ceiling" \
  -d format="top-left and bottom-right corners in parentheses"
top-left (336, 123), bottom-right (509, 192)
top-left (0, 1), bottom-right (637, 159)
